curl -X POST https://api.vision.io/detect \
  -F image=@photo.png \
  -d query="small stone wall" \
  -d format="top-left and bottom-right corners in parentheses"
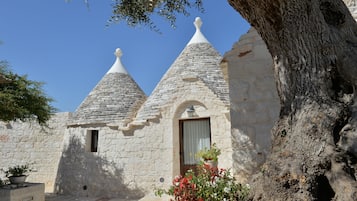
top-left (0, 183), bottom-right (45, 201)
top-left (223, 28), bottom-right (280, 182)
top-left (0, 113), bottom-right (70, 192)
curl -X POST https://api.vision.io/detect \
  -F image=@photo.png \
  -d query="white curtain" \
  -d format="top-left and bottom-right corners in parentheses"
top-left (183, 119), bottom-right (210, 165)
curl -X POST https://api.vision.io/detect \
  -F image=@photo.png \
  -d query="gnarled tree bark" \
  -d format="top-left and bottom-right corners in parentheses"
top-left (228, 0), bottom-right (357, 200)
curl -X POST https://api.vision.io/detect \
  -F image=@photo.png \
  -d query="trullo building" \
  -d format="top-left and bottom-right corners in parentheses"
top-left (0, 17), bottom-right (279, 199)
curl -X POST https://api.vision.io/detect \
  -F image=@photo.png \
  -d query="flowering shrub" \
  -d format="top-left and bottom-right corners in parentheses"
top-left (156, 164), bottom-right (250, 201)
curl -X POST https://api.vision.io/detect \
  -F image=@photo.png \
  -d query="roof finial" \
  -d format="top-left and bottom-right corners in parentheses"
top-left (187, 17), bottom-right (209, 45)
top-left (194, 17), bottom-right (203, 30)
top-left (115, 48), bottom-right (122, 58)
top-left (107, 48), bottom-right (128, 74)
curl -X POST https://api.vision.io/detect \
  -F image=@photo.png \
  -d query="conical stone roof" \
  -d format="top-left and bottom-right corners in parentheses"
top-left (70, 48), bottom-right (146, 126)
top-left (133, 17), bottom-right (230, 122)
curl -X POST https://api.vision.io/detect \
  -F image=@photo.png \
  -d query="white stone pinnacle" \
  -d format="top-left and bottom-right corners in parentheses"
top-left (106, 48), bottom-right (128, 74)
top-left (187, 17), bottom-right (209, 45)
top-left (194, 16), bottom-right (203, 29)
top-left (114, 48), bottom-right (122, 58)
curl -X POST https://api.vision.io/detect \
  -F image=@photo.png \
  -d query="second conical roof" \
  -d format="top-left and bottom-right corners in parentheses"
top-left (134, 17), bottom-right (229, 122)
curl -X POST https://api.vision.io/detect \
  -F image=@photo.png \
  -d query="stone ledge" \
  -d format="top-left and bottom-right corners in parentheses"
top-left (0, 183), bottom-right (44, 201)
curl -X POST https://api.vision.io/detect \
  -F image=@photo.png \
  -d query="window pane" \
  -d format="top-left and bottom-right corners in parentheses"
top-left (91, 130), bottom-right (98, 152)
top-left (183, 119), bottom-right (210, 165)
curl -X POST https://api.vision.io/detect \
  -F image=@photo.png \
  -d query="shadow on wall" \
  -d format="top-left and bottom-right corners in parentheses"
top-left (54, 135), bottom-right (144, 199)
top-left (231, 128), bottom-right (267, 183)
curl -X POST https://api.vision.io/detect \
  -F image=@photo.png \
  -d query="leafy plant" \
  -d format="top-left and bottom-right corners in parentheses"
top-left (109, 0), bottom-right (204, 30)
top-left (156, 163), bottom-right (249, 201)
top-left (2, 164), bottom-right (32, 177)
top-left (0, 62), bottom-right (56, 126)
top-left (196, 143), bottom-right (221, 162)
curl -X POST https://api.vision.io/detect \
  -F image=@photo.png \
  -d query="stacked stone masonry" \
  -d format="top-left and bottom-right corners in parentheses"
top-left (71, 73), bottom-right (146, 126)
top-left (0, 113), bottom-right (69, 192)
top-left (134, 43), bottom-right (230, 123)
top-left (223, 27), bottom-right (280, 182)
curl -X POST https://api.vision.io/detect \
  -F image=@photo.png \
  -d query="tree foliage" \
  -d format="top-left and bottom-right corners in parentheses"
top-left (109, 0), bottom-right (203, 29)
top-left (0, 61), bottom-right (56, 126)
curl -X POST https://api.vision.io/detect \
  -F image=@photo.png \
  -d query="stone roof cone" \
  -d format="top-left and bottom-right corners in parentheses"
top-left (70, 48), bottom-right (146, 126)
top-left (133, 17), bottom-right (230, 122)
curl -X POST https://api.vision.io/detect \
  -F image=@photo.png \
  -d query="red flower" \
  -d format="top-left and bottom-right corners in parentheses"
top-left (179, 177), bottom-right (188, 188)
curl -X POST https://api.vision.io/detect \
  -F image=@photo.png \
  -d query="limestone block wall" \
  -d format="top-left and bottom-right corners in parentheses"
top-left (223, 28), bottom-right (280, 182)
top-left (169, 78), bottom-right (232, 174)
top-left (58, 121), bottom-right (173, 198)
top-left (0, 112), bottom-right (70, 192)
top-left (145, 77), bottom-right (232, 187)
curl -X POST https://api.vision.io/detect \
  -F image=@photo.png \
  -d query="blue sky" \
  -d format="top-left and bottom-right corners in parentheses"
top-left (0, 0), bottom-right (249, 112)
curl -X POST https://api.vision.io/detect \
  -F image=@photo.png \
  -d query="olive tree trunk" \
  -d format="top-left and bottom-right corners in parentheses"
top-left (228, 0), bottom-right (357, 200)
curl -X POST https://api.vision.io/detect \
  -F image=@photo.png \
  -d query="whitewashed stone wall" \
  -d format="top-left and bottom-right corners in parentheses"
top-left (56, 126), bottom-right (155, 198)
top-left (223, 28), bottom-right (280, 182)
top-left (57, 109), bottom-right (179, 198)
top-left (55, 76), bottom-right (232, 198)
top-left (0, 113), bottom-right (69, 192)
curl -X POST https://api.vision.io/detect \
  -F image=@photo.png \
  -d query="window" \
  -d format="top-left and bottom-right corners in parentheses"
top-left (179, 118), bottom-right (211, 175)
top-left (86, 130), bottom-right (99, 152)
